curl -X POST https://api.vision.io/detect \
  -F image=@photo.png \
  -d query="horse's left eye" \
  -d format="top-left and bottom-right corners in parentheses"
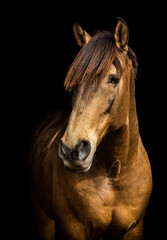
top-left (108, 75), bottom-right (120, 84)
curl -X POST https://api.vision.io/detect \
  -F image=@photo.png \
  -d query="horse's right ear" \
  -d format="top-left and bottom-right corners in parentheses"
top-left (73, 23), bottom-right (91, 47)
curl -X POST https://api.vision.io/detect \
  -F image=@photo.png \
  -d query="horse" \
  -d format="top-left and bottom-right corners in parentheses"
top-left (29, 18), bottom-right (152, 239)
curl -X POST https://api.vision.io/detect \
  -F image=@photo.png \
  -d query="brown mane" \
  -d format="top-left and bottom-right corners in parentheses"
top-left (64, 30), bottom-right (138, 91)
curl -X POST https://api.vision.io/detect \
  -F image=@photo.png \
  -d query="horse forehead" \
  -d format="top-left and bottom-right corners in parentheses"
top-left (78, 64), bottom-right (117, 98)
top-left (75, 80), bottom-right (98, 106)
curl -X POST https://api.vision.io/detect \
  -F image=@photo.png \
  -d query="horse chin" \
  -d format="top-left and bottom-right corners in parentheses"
top-left (65, 164), bottom-right (92, 174)
top-left (62, 152), bottom-right (94, 174)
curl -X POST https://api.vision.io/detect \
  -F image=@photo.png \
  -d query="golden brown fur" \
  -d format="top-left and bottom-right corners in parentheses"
top-left (29, 19), bottom-right (152, 239)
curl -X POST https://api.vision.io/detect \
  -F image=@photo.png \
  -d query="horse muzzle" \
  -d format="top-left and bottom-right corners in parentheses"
top-left (58, 140), bottom-right (92, 173)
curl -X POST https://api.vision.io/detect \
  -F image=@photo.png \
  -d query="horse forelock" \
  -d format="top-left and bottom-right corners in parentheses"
top-left (64, 31), bottom-right (122, 91)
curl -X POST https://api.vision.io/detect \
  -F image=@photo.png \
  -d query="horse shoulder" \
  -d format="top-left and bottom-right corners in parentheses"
top-left (137, 136), bottom-right (152, 201)
top-left (124, 135), bottom-right (152, 205)
top-left (110, 136), bottom-right (152, 236)
top-left (29, 111), bottom-right (68, 218)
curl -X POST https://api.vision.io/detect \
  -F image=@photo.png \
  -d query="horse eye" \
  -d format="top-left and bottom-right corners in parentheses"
top-left (108, 75), bottom-right (120, 84)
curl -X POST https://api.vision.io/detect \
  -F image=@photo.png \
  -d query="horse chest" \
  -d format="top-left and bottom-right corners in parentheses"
top-left (55, 174), bottom-right (140, 239)
top-left (62, 176), bottom-right (115, 230)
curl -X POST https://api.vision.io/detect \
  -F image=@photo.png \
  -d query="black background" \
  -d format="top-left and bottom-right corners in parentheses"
top-left (5, 2), bottom-right (166, 239)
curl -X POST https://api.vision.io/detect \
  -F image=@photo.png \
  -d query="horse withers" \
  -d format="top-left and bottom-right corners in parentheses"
top-left (29, 18), bottom-right (152, 239)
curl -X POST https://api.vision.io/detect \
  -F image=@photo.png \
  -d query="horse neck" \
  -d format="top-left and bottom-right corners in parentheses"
top-left (97, 75), bottom-right (139, 170)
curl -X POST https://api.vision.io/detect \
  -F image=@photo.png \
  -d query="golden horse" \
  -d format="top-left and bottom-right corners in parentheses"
top-left (29, 18), bottom-right (152, 239)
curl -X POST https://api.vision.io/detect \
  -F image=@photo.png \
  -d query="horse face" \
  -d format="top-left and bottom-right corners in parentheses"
top-left (59, 61), bottom-right (132, 173)
top-left (58, 19), bottom-right (133, 173)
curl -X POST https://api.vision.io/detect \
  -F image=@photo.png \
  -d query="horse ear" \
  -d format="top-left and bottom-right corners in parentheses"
top-left (73, 23), bottom-right (91, 47)
top-left (114, 18), bottom-right (129, 51)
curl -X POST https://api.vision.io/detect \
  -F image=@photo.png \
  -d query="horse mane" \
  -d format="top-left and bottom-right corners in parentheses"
top-left (64, 30), bottom-right (138, 91)
top-left (127, 46), bottom-right (138, 79)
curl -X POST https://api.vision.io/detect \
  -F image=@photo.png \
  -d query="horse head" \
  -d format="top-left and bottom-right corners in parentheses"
top-left (58, 18), bottom-right (137, 173)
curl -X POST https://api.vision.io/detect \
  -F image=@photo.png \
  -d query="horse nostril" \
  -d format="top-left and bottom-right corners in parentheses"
top-left (77, 140), bottom-right (91, 160)
top-left (58, 140), bottom-right (69, 159)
